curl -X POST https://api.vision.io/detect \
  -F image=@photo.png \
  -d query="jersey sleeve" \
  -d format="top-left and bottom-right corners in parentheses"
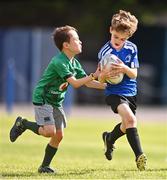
top-left (98, 51), bottom-right (102, 61)
top-left (74, 60), bottom-right (87, 79)
top-left (54, 61), bottom-right (73, 79)
top-left (97, 41), bottom-right (110, 61)
top-left (131, 45), bottom-right (139, 68)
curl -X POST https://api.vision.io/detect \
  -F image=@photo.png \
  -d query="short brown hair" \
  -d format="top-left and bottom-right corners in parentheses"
top-left (111, 10), bottom-right (138, 37)
top-left (52, 25), bottom-right (77, 51)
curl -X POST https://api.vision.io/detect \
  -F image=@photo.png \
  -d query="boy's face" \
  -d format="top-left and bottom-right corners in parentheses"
top-left (66, 30), bottom-right (82, 55)
top-left (110, 28), bottom-right (129, 50)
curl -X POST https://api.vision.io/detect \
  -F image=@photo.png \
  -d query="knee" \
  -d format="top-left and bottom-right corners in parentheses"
top-left (126, 114), bottom-right (137, 127)
top-left (56, 131), bottom-right (64, 142)
top-left (44, 127), bottom-right (56, 137)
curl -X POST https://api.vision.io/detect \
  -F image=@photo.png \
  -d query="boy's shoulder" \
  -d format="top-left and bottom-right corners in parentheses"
top-left (51, 52), bottom-right (68, 64)
top-left (98, 41), bottom-right (111, 59)
top-left (124, 40), bottom-right (137, 53)
top-left (125, 40), bottom-right (137, 47)
top-left (100, 41), bottom-right (110, 49)
top-left (50, 53), bottom-right (80, 68)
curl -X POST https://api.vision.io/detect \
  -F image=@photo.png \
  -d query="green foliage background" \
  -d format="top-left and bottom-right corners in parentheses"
top-left (0, 0), bottom-right (167, 30)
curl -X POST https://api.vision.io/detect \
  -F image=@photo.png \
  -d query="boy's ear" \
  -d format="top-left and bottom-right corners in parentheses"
top-left (63, 42), bottom-right (69, 49)
top-left (109, 26), bottom-right (113, 34)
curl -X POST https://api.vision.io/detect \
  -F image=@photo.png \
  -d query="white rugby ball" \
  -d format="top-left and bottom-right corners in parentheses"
top-left (100, 53), bottom-right (124, 84)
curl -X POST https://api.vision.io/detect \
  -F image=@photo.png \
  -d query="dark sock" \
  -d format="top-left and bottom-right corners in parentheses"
top-left (41, 144), bottom-right (58, 167)
top-left (22, 119), bottom-right (39, 135)
top-left (108, 123), bottom-right (125, 144)
top-left (126, 127), bottom-right (143, 158)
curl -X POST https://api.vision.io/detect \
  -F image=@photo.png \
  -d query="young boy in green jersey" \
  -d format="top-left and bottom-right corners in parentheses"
top-left (9, 25), bottom-right (105, 173)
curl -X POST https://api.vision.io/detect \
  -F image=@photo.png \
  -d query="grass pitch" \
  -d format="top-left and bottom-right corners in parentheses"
top-left (0, 113), bottom-right (167, 179)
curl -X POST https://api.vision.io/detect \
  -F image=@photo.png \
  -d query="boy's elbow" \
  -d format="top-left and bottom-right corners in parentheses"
top-left (132, 72), bottom-right (138, 79)
top-left (72, 83), bottom-right (80, 88)
top-left (68, 79), bottom-right (81, 88)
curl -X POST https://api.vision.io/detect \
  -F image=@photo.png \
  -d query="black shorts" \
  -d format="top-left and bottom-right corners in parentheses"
top-left (105, 95), bottom-right (137, 115)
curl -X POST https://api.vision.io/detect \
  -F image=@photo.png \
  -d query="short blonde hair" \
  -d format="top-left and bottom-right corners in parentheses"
top-left (111, 10), bottom-right (138, 37)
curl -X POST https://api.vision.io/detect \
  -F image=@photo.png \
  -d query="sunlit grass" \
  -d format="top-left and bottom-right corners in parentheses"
top-left (0, 114), bottom-right (167, 179)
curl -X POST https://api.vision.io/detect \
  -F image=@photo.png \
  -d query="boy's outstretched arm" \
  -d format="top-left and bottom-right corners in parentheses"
top-left (67, 65), bottom-right (100, 88)
top-left (85, 80), bottom-right (106, 89)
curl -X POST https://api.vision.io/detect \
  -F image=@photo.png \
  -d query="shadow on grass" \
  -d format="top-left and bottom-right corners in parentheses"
top-left (146, 168), bottom-right (167, 171)
top-left (58, 168), bottom-right (97, 176)
top-left (1, 168), bottom-right (128, 178)
top-left (57, 167), bottom-right (167, 177)
top-left (55, 167), bottom-right (138, 177)
top-left (2, 167), bottom-right (167, 178)
top-left (1, 172), bottom-right (37, 178)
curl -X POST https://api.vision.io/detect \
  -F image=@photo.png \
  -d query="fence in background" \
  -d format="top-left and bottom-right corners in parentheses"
top-left (0, 26), bottom-right (167, 113)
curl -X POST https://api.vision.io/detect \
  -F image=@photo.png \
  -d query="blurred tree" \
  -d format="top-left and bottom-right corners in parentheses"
top-left (0, 0), bottom-right (166, 29)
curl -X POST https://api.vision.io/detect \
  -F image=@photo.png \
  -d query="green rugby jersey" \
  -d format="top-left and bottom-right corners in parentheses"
top-left (33, 52), bottom-right (86, 107)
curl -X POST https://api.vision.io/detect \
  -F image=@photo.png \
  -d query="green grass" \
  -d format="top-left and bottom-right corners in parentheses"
top-left (0, 114), bottom-right (167, 179)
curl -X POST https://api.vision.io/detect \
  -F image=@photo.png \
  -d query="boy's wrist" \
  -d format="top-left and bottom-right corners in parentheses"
top-left (98, 73), bottom-right (106, 82)
top-left (89, 73), bottom-right (96, 80)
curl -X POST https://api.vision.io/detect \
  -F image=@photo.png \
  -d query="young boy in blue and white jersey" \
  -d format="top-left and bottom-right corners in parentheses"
top-left (98, 10), bottom-right (147, 170)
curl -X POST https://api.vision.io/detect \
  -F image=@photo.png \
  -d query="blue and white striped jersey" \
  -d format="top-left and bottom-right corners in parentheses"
top-left (98, 40), bottom-right (139, 96)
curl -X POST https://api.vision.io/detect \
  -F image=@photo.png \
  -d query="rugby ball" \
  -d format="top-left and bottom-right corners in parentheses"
top-left (100, 53), bottom-right (124, 84)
